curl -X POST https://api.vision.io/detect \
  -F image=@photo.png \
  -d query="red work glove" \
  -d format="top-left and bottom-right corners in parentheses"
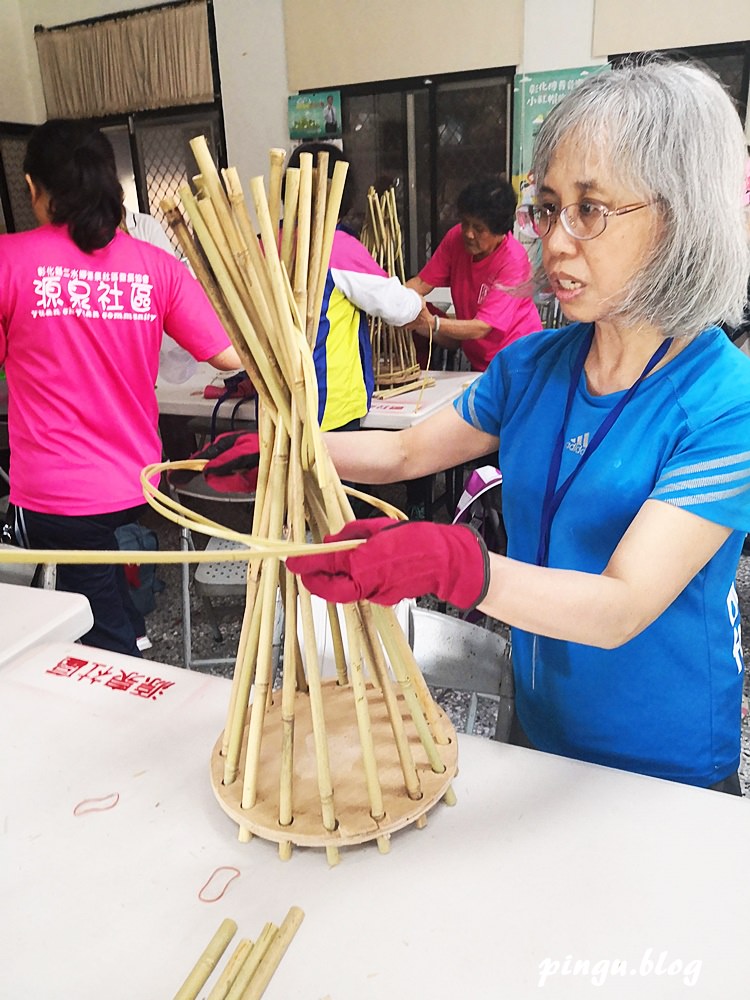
top-left (286, 517), bottom-right (490, 610)
top-left (168, 431), bottom-right (260, 493)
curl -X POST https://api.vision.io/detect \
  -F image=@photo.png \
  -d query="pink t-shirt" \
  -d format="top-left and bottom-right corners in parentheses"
top-left (419, 224), bottom-right (541, 370)
top-left (0, 225), bottom-right (230, 515)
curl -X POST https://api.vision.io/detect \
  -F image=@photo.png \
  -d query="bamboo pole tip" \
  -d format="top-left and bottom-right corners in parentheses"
top-left (376, 835), bottom-right (391, 855)
top-left (278, 840), bottom-right (293, 861)
top-left (442, 786), bottom-right (458, 807)
top-left (238, 825), bottom-right (253, 843)
top-left (189, 134), bottom-right (210, 153)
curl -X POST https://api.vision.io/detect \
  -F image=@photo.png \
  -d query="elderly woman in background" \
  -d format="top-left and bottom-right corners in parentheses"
top-left (282, 60), bottom-right (750, 792)
top-left (406, 177), bottom-right (541, 371)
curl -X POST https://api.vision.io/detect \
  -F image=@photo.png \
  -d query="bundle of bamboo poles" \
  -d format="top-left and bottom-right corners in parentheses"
top-left (360, 186), bottom-right (424, 393)
top-left (172, 908), bottom-right (304, 1000)
top-left (156, 140), bottom-right (457, 865)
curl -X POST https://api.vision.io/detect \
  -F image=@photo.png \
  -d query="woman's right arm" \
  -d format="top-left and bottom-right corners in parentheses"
top-left (324, 404), bottom-right (498, 485)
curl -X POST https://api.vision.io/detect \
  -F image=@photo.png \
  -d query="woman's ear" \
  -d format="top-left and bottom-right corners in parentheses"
top-left (25, 173), bottom-right (51, 224)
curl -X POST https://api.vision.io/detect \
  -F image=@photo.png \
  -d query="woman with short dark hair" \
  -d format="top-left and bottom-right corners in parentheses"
top-left (406, 176), bottom-right (541, 371)
top-left (0, 119), bottom-right (241, 656)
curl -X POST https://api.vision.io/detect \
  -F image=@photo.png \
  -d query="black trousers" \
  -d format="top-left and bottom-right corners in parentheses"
top-left (508, 713), bottom-right (742, 796)
top-left (14, 504), bottom-right (147, 658)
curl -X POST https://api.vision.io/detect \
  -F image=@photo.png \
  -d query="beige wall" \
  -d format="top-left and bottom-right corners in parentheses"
top-left (593, 0), bottom-right (750, 55)
top-left (282, 0), bottom-right (525, 91)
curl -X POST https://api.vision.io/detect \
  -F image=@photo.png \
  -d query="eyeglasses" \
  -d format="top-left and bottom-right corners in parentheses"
top-left (515, 201), bottom-right (654, 241)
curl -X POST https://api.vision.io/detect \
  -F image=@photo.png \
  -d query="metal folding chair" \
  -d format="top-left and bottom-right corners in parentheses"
top-left (409, 605), bottom-right (514, 740)
top-left (170, 471), bottom-right (256, 670)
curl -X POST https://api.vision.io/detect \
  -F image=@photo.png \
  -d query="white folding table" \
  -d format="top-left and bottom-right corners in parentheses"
top-left (0, 581), bottom-right (92, 667)
top-left (2, 639), bottom-right (748, 999)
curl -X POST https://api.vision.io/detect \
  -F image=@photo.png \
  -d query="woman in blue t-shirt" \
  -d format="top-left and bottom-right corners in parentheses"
top-left (211, 61), bottom-right (750, 792)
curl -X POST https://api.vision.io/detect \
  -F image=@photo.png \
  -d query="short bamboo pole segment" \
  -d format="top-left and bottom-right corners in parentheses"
top-left (171, 918), bottom-right (237, 1000)
top-left (205, 938), bottom-right (253, 1000)
top-left (223, 922), bottom-right (277, 1000)
top-left (239, 906), bottom-right (305, 1000)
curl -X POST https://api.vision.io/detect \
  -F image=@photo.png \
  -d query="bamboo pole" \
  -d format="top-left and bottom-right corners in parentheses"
top-left (239, 906), bottom-right (305, 1000)
top-left (304, 153), bottom-right (329, 345)
top-left (280, 166), bottom-right (300, 276)
top-left (293, 153), bottom-right (313, 330)
top-left (171, 919), bottom-right (237, 1000)
top-left (241, 423), bottom-right (290, 809)
top-left (268, 147), bottom-right (286, 239)
top-left (278, 404), bottom-right (305, 834)
top-left (205, 939), bottom-right (253, 1000)
top-left (308, 161), bottom-right (348, 347)
top-left (223, 922), bottom-right (277, 1000)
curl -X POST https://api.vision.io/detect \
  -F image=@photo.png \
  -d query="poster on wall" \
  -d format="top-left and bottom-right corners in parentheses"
top-left (511, 66), bottom-right (610, 203)
top-left (288, 91), bottom-right (342, 140)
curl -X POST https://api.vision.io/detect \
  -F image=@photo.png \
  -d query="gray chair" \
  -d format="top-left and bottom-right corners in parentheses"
top-left (170, 471), bottom-right (255, 670)
top-left (408, 605), bottom-right (514, 740)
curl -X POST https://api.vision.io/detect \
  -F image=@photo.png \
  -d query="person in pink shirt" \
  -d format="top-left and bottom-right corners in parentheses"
top-left (406, 178), bottom-right (541, 371)
top-left (0, 119), bottom-right (241, 656)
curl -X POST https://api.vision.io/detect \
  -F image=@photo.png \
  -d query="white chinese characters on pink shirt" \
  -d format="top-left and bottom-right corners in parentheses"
top-left (31, 265), bottom-right (157, 322)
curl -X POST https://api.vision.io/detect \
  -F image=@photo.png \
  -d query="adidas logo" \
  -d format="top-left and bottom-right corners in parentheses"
top-left (565, 432), bottom-right (589, 456)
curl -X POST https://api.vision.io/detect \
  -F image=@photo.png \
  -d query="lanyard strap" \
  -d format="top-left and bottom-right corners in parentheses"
top-left (535, 329), bottom-right (672, 567)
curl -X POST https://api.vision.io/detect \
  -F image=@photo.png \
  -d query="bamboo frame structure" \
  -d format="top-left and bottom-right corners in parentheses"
top-left (360, 186), bottom-right (422, 392)
top-left (0, 140), bottom-right (459, 866)
top-left (159, 141), bottom-right (459, 864)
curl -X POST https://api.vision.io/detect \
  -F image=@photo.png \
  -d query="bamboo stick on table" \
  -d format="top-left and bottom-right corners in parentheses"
top-left (171, 918), bottom-right (237, 1000)
top-left (239, 906), bottom-right (305, 1000)
top-left (205, 938), bottom-right (253, 1000)
top-left (223, 922), bottom-right (278, 1000)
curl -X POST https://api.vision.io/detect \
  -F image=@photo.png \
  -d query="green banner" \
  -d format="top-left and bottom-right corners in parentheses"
top-left (288, 91), bottom-right (342, 141)
top-left (512, 66), bottom-right (609, 200)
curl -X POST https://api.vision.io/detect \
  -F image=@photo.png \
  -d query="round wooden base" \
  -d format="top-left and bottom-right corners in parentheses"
top-left (210, 680), bottom-right (458, 851)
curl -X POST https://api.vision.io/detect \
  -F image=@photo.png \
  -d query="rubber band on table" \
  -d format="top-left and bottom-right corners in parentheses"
top-left (199, 866), bottom-right (241, 902)
top-left (73, 792), bottom-right (120, 816)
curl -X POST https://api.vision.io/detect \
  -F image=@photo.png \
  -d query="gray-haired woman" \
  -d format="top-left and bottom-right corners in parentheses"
top-left (222, 60), bottom-right (750, 792)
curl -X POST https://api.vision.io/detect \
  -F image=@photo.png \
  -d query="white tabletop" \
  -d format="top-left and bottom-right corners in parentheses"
top-left (156, 365), bottom-right (477, 431)
top-left (156, 362), bottom-right (250, 419)
top-left (363, 370), bottom-right (479, 430)
top-left (2, 639), bottom-right (748, 999)
top-left (0, 582), bottom-right (92, 667)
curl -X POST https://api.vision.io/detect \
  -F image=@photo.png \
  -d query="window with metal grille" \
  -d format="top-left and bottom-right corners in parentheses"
top-left (611, 41), bottom-right (749, 125)
top-left (339, 70), bottom-right (513, 276)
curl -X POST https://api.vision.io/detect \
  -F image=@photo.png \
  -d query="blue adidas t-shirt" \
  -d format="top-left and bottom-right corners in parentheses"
top-left (454, 322), bottom-right (750, 786)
